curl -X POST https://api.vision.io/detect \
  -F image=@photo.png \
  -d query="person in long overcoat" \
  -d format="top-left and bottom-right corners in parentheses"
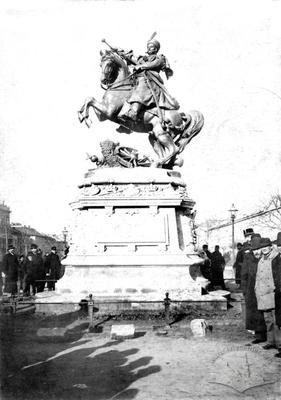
top-left (44, 246), bottom-right (61, 290)
top-left (2, 245), bottom-right (19, 295)
top-left (23, 252), bottom-right (36, 296)
top-left (200, 244), bottom-right (212, 281)
top-left (28, 244), bottom-right (46, 293)
top-left (233, 242), bottom-right (243, 286)
top-left (210, 245), bottom-right (226, 290)
top-left (241, 236), bottom-right (267, 343)
top-left (270, 232), bottom-right (281, 357)
top-left (254, 237), bottom-right (281, 358)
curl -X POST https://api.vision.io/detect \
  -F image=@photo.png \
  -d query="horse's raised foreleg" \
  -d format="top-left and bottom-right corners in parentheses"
top-left (78, 97), bottom-right (111, 127)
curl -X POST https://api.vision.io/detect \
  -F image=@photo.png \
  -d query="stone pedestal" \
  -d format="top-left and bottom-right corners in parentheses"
top-left (53, 167), bottom-right (204, 304)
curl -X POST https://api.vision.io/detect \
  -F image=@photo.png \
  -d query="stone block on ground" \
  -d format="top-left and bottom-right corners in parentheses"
top-left (110, 324), bottom-right (135, 339)
top-left (37, 327), bottom-right (67, 337)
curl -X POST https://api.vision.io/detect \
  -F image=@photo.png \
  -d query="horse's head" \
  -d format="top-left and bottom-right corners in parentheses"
top-left (100, 50), bottom-right (128, 86)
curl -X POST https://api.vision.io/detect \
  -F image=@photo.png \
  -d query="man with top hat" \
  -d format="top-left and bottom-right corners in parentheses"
top-left (254, 237), bottom-right (281, 357)
top-left (237, 228), bottom-right (255, 289)
top-left (44, 246), bottom-right (61, 291)
top-left (241, 234), bottom-right (267, 345)
top-left (2, 245), bottom-right (19, 295)
top-left (117, 35), bottom-right (179, 124)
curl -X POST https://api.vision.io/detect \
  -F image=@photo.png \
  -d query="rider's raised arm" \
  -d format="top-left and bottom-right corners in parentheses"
top-left (138, 54), bottom-right (166, 71)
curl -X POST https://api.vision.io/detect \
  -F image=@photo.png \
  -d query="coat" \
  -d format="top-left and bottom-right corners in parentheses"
top-left (255, 248), bottom-right (279, 311)
top-left (233, 249), bottom-right (244, 284)
top-left (241, 252), bottom-right (266, 332)
top-left (211, 250), bottom-right (225, 285)
top-left (2, 252), bottom-right (18, 281)
top-left (44, 252), bottom-right (61, 280)
top-left (25, 253), bottom-right (45, 281)
top-left (271, 253), bottom-right (281, 327)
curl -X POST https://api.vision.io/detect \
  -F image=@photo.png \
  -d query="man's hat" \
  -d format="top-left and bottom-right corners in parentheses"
top-left (277, 232), bottom-right (281, 247)
top-left (243, 228), bottom-right (254, 238)
top-left (51, 246), bottom-right (57, 251)
top-left (147, 33), bottom-right (160, 51)
top-left (31, 244), bottom-right (38, 249)
top-left (8, 245), bottom-right (15, 250)
top-left (147, 39), bottom-right (160, 51)
top-left (256, 237), bottom-right (272, 249)
top-left (251, 233), bottom-right (261, 239)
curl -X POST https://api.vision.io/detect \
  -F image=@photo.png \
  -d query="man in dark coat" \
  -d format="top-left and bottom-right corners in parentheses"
top-left (30, 244), bottom-right (45, 293)
top-left (44, 246), bottom-right (61, 291)
top-left (254, 237), bottom-right (281, 358)
top-left (23, 251), bottom-right (36, 296)
top-left (241, 235), bottom-right (267, 344)
top-left (200, 244), bottom-right (212, 281)
top-left (233, 242), bottom-right (243, 286)
top-left (2, 245), bottom-right (19, 295)
top-left (271, 232), bottom-right (281, 357)
top-left (210, 245), bottom-right (226, 290)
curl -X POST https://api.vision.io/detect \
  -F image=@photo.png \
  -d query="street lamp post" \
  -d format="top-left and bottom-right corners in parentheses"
top-left (229, 204), bottom-right (238, 262)
top-left (62, 227), bottom-right (68, 247)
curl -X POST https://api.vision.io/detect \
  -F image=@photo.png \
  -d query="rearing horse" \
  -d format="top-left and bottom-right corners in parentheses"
top-left (78, 50), bottom-right (204, 167)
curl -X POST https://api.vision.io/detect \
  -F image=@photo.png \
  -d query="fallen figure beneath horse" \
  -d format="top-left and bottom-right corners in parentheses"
top-left (78, 40), bottom-right (204, 169)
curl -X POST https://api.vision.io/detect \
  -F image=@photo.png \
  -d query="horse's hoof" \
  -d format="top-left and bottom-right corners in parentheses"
top-left (77, 111), bottom-right (84, 123)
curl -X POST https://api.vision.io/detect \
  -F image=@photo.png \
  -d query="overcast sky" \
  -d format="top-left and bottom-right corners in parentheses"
top-left (0, 0), bottom-right (281, 236)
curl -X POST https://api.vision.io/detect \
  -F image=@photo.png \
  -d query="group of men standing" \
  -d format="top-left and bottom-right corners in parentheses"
top-left (200, 244), bottom-right (226, 290)
top-left (1, 244), bottom-right (62, 296)
top-left (234, 228), bottom-right (281, 358)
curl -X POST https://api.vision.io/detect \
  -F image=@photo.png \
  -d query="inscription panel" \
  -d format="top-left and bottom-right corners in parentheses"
top-left (97, 212), bottom-right (168, 244)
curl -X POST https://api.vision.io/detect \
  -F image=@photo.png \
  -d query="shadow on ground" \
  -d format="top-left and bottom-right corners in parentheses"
top-left (1, 339), bottom-right (161, 400)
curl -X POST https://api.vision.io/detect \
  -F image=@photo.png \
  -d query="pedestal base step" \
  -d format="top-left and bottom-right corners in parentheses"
top-left (34, 290), bottom-right (229, 315)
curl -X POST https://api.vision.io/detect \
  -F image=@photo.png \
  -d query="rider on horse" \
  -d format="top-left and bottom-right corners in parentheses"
top-left (114, 37), bottom-right (180, 125)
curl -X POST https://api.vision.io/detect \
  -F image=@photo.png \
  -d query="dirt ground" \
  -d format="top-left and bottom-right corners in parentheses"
top-left (1, 298), bottom-right (281, 400)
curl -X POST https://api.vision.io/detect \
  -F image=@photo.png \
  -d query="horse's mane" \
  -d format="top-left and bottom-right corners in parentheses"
top-left (101, 50), bottom-right (129, 75)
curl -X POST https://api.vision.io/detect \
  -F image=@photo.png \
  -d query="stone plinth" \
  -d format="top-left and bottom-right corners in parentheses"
top-left (53, 167), bottom-right (204, 308)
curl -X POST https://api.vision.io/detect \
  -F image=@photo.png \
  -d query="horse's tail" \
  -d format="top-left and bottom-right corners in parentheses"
top-left (177, 110), bottom-right (204, 153)
top-left (183, 110), bottom-right (204, 138)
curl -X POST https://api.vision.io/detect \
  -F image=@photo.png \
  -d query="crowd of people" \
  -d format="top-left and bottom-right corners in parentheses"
top-left (200, 229), bottom-right (281, 358)
top-left (1, 244), bottom-right (64, 296)
top-left (200, 244), bottom-right (227, 290)
top-left (232, 229), bottom-right (281, 358)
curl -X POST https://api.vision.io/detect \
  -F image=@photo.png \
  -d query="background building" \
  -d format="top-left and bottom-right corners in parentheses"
top-left (0, 202), bottom-right (11, 260)
top-left (0, 201), bottom-right (65, 260)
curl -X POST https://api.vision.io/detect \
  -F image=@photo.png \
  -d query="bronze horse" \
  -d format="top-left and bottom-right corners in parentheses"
top-left (78, 50), bottom-right (204, 167)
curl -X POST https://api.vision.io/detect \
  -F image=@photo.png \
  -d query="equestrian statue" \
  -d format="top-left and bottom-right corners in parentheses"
top-left (78, 34), bottom-right (204, 168)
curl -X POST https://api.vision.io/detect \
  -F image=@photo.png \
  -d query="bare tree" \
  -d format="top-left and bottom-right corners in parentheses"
top-left (256, 193), bottom-right (281, 230)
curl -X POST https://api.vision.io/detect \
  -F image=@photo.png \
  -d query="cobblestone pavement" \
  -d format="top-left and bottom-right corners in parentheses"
top-left (1, 308), bottom-right (281, 400)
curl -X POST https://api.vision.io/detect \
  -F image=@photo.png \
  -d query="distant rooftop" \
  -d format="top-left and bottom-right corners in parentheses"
top-left (11, 223), bottom-right (56, 240)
